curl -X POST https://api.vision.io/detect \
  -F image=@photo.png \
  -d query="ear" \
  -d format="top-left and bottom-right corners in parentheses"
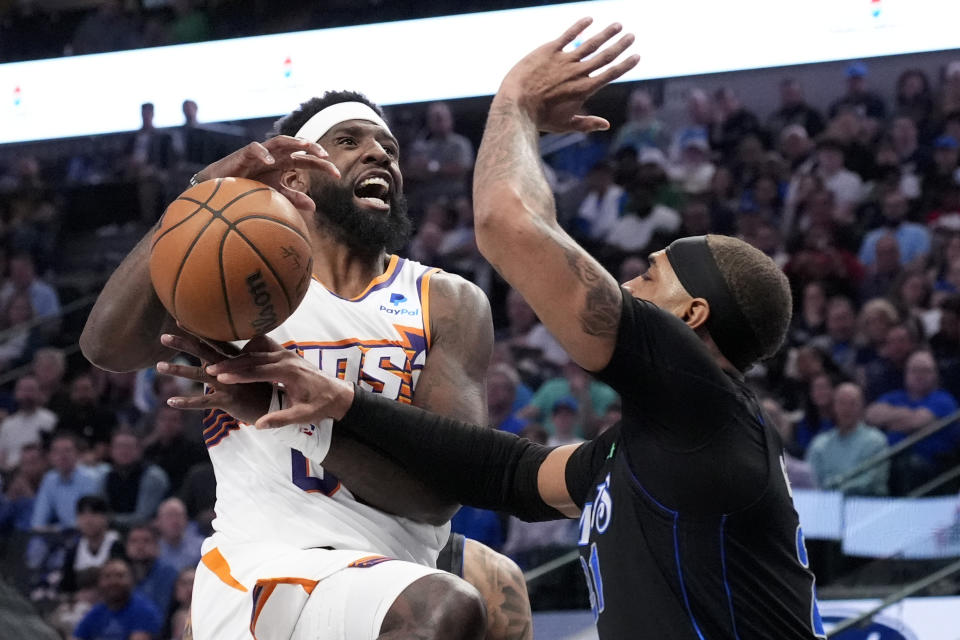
top-left (682, 297), bottom-right (710, 330)
top-left (277, 168), bottom-right (316, 214)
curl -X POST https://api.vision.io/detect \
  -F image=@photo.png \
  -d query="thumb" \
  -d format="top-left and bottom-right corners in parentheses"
top-left (571, 115), bottom-right (610, 132)
top-left (255, 404), bottom-right (316, 430)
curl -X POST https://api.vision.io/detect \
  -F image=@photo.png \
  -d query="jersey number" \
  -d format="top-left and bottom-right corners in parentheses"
top-left (580, 542), bottom-right (605, 621)
top-left (290, 449), bottom-right (340, 496)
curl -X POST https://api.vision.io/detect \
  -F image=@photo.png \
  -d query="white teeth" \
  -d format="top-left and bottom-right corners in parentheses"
top-left (360, 177), bottom-right (389, 189)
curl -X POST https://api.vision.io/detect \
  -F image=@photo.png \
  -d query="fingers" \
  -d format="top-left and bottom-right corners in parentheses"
top-left (167, 392), bottom-right (223, 411)
top-left (206, 350), bottom-right (286, 376)
top-left (553, 17), bottom-right (593, 50)
top-left (582, 32), bottom-right (635, 74)
top-left (212, 362), bottom-right (288, 385)
top-left (161, 333), bottom-right (227, 364)
top-left (569, 22), bottom-right (622, 60)
top-left (589, 53), bottom-right (641, 90)
top-left (156, 361), bottom-right (211, 385)
top-left (243, 142), bottom-right (275, 166)
top-left (263, 136), bottom-right (328, 160)
top-left (570, 115), bottom-right (611, 133)
top-left (277, 185), bottom-right (317, 212)
top-left (255, 405), bottom-right (315, 430)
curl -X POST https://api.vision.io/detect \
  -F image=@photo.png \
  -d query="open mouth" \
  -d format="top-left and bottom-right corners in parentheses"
top-left (354, 176), bottom-right (391, 211)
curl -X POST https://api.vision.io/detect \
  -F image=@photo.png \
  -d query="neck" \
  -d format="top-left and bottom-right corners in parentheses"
top-left (57, 466), bottom-right (74, 479)
top-left (309, 231), bottom-right (388, 298)
top-left (87, 530), bottom-right (106, 548)
top-left (836, 421), bottom-right (858, 435)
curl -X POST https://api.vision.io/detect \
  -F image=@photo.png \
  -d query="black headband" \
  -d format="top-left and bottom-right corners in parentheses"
top-left (664, 236), bottom-right (756, 371)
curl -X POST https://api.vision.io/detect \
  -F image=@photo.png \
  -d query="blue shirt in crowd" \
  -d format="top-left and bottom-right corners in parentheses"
top-left (30, 466), bottom-right (101, 529)
top-left (73, 593), bottom-right (161, 640)
top-left (135, 558), bottom-right (179, 616)
top-left (875, 389), bottom-right (960, 461)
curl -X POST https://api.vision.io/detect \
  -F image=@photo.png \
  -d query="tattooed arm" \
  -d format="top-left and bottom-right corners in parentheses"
top-left (473, 19), bottom-right (639, 372)
top-left (463, 539), bottom-right (533, 640)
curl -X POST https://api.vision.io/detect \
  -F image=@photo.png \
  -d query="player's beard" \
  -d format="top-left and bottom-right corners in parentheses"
top-left (309, 179), bottom-right (412, 257)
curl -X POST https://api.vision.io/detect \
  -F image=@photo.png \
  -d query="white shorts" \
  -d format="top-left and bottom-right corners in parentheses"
top-left (192, 541), bottom-right (443, 640)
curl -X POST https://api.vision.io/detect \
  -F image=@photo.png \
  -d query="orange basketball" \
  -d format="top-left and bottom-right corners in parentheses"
top-left (150, 177), bottom-right (313, 341)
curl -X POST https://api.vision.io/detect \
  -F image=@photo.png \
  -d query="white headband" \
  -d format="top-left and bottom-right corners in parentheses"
top-left (294, 101), bottom-right (390, 142)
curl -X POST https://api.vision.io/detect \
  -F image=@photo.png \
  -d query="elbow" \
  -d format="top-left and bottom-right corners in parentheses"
top-left (79, 328), bottom-right (138, 373)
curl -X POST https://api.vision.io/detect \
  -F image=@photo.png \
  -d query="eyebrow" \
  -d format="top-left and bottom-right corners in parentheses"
top-left (330, 123), bottom-right (399, 149)
top-left (647, 254), bottom-right (657, 268)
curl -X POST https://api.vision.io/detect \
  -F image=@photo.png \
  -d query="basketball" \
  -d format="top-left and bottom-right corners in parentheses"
top-left (150, 177), bottom-right (313, 342)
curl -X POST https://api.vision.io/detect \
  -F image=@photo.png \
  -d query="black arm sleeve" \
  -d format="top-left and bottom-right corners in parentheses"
top-left (335, 388), bottom-right (567, 522)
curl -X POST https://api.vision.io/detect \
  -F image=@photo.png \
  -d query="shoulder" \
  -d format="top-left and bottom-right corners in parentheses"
top-left (861, 425), bottom-right (888, 444)
top-left (128, 592), bottom-right (162, 618)
top-left (426, 271), bottom-right (491, 327)
top-left (876, 390), bottom-right (904, 404)
top-left (808, 431), bottom-right (833, 451)
top-left (928, 390), bottom-right (958, 409)
top-left (144, 464), bottom-right (170, 484)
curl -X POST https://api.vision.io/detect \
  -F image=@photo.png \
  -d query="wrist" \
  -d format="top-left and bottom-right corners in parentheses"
top-left (331, 379), bottom-right (357, 421)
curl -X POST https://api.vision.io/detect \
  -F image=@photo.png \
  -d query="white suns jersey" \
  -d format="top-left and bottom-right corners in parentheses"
top-left (203, 255), bottom-right (447, 566)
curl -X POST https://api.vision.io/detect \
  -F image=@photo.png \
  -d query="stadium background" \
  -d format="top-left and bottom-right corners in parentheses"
top-left (1, 0), bottom-right (960, 638)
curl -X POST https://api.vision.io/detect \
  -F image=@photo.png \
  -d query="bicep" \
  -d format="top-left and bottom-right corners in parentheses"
top-left (414, 274), bottom-right (493, 423)
top-left (477, 211), bottom-right (620, 372)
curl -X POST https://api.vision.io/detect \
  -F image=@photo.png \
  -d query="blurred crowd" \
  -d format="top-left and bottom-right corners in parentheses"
top-left (0, 0), bottom-right (583, 63)
top-left (4, 34), bottom-right (960, 636)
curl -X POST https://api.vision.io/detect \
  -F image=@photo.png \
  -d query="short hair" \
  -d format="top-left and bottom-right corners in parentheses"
top-left (49, 430), bottom-right (82, 449)
top-left (860, 297), bottom-right (900, 325)
top-left (272, 91), bottom-right (384, 139)
top-left (127, 523), bottom-right (159, 541)
top-left (706, 234), bottom-right (793, 366)
top-left (77, 495), bottom-right (109, 514)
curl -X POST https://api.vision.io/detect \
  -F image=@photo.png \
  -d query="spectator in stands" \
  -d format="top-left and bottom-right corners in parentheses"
top-left (779, 124), bottom-right (816, 174)
top-left (890, 116), bottom-right (924, 172)
top-left (854, 298), bottom-right (901, 375)
top-left (72, 558), bottom-right (162, 640)
top-left (932, 296), bottom-right (960, 379)
top-left (124, 102), bottom-right (174, 222)
top-left (0, 443), bottom-right (47, 532)
top-left (69, 0), bottom-right (139, 55)
top-left (761, 397), bottom-right (817, 488)
top-left (177, 461), bottom-right (215, 531)
top-left (828, 62), bottom-right (887, 121)
top-left (486, 363), bottom-right (528, 434)
top-left (859, 190), bottom-right (931, 269)
top-left (574, 160), bottom-right (623, 242)
top-left (406, 101), bottom-right (474, 205)
top-left (99, 430), bottom-right (169, 529)
top-left (546, 398), bottom-right (585, 447)
top-left (677, 197), bottom-right (713, 238)
top-left (811, 296), bottom-right (859, 377)
top-left (789, 280), bottom-right (828, 347)
top-left (0, 252), bottom-right (60, 322)
top-left (923, 135), bottom-right (960, 212)
top-left (154, 498), bottom-right (202, 574)
top-left (0, 375), bottom-right (57, 472)
top-left (864, 322), bottom-right (921, 401)
top-left (602, 171), bottom-right (681, 254)
top-left (31, 347), bottom-right (67, 406)
top-left (891, 270), bottom-right (935, 333)
top-left (54, 374), bottom-right (116, 458)
top-left (165, 567), bottom-right (195, 640)
top-left (895, 68), bottom-right (935, 138)
top-left (816, 138), bottom-right (864, 218)
top-left (519, 360), bottom-right (618, 440)
top-left (125, 524), bottom-right (179, 617)
top-left (60, 496), bottom-right (123, 595)
top-left (668, 131), bottom-right (715, 195)
top-left (611, 87), bottom-right (668, 153)
top-left (794, 372), bottom-right (836, 454)
top-left (450, 504), bottom-right (504, 552)
top-left (860, 234), bottom-right (903, 302)
top-left (866, 349), bottom-right (960, 493)
top-left (498, 288), bottom-right (569, 380)
top-left (767, 78), bottom-right (825, 140)
top-left (668, 88), bottom-right (712, 162)
top-left (709, 86), bottom-right (762, 161)
top-left (143, 406), bottom-right (204, 494)
top-left (807, 382), bottom-right (889, 495)
top-left (31, 433), bottom-right (99, 531)
top-left (0, 290), bottom-right (44, 371)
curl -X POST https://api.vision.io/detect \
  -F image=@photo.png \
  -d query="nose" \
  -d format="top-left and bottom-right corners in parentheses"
top-left (363, 139), bottom-right (391, 166)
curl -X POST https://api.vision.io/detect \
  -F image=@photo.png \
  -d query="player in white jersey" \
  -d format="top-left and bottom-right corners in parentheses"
top-left (82, 92), bottom-right (531, 639)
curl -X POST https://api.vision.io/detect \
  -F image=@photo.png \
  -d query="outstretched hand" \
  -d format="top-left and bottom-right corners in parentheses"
top-left (193, 135), bottom-right (340, 210)
top-left (200, 335), bottom-right (356, 430)
top-left (499, 17), bottom-right (639, 133)
top-left (159, 332), bottom-right (272, 426)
